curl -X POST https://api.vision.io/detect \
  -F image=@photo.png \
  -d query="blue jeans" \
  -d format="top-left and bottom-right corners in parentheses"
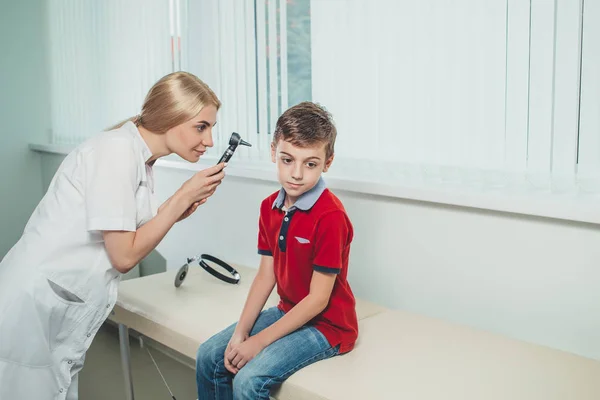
top-left (196, 307), bottom-right (339, 400)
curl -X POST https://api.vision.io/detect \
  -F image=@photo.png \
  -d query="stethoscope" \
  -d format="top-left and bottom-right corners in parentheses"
top-left (174, 254), bottom-right (241, 287)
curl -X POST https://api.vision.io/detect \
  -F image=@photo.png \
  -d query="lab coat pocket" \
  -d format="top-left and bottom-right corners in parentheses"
top-left (42, 277), bottom-right (89, 352)
top-left (48, 279), bottom-right (84, 303)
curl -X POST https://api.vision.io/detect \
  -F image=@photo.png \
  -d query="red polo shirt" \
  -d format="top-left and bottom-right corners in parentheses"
top-left (257, 178), bottom-right (358, 354)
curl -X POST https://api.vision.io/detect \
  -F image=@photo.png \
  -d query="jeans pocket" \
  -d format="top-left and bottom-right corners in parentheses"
top-left (330, 344), bottom-right (341, 356)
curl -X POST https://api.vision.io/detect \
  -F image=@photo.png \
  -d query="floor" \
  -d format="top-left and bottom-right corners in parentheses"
top-left (79, 323), bottom-right (197, 400)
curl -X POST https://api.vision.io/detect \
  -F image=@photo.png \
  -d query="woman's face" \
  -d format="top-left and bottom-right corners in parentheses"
top-left (165, 105), bottom-right (218, 162)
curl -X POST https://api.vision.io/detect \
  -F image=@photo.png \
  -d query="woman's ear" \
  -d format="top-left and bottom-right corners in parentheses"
top-left (323, 154), bottom-right (335, 172)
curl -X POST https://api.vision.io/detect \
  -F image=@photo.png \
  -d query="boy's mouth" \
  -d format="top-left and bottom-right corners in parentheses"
top-left (287, 182), bottom-right (303, 189)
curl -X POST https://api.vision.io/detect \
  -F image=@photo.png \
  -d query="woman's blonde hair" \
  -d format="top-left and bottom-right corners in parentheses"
top-left (107, 71), bottom-right (221, 132)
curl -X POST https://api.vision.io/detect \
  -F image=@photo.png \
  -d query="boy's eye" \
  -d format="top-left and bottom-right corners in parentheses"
top-left (282, 158), bottom-right (292, 164)
top-left (306, 162), bottom-right (317, 168)
top-left (197, 124), bottom-right (207, 132)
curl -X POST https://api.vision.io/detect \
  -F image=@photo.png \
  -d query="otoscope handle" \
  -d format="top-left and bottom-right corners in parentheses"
top-left (217, 147), bottom-right (235, 164)
top-left (208, 147), bottom-right (233, 176)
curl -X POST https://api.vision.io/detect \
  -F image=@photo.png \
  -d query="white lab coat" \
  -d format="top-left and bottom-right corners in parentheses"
top-left (0, 121), bottom-right (156, 400)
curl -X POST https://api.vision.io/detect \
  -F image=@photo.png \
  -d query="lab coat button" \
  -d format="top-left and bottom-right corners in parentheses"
top-left (106, 304), bottom-right (110, 308)
top-left (60, 388), bottom-right (64, 393)
top-left (87, 333), bottom-right (91, 338)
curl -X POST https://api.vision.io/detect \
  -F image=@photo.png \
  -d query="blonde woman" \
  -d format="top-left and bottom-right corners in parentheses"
top-left (0, 72), bottom-right (225, 399)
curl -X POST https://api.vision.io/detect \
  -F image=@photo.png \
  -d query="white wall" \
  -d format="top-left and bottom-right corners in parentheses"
top-left (0, 0), bottom-right (49, 258)
top-left (154, 166), bottom-right (600, 361)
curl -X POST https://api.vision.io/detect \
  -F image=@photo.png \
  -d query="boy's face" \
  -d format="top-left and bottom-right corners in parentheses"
top-left (271, 139), bottom-right (334, 201)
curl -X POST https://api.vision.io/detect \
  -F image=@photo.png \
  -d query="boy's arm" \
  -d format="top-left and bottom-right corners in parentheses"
top-left (227, 270), bottom-right (336, 370)
top-left (237, 198), bottom-right (277, 332)
top-left (234, 255), bottom-right (276, 336)
top-left (254, 270), bottom-right (335, 345)
top-left (235, 199), bottom-right (276, 335)
top-left (224, 255), bottom-right (276, 374)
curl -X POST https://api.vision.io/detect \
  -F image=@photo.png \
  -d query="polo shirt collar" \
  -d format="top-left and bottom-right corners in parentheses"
top-left (123, 120), bottom-right (153, 164)
top-left (272, 177), bottom-right (327, 211)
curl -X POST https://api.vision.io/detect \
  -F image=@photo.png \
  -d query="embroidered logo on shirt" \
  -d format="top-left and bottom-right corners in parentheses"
top-left (295, 236), bottom-right (310, 244)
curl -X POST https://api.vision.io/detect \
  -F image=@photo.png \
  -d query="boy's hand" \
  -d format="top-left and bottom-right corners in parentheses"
top-left (224, 331), bottom-right (248, 374)
top-left (227, 336), bottom-right (266, 371)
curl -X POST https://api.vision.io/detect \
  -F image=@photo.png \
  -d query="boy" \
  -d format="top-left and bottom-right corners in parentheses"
top-left (196, 102), bottom-right (358, 400)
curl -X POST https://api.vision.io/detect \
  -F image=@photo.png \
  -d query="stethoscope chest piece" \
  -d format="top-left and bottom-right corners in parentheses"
top-left (174, 262), bottom-right (189, 288)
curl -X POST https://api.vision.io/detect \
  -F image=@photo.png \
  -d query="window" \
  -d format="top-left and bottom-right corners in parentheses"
top-left (47, 0), bottom-right (600, 200)
top-left (578, 0), bottom-right (600, 190)
top-left (181, 0), bottom-right (314, 163)
top-left (47, 0), bottom-right (176, 144)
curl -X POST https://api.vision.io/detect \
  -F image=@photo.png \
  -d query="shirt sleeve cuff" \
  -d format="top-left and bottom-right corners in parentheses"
top-left (87, 218), bottom-right (137, 232)
top-left (258, 249), bottom-right (273, 256)
top-left (313, 265), bottom-right (341, 274)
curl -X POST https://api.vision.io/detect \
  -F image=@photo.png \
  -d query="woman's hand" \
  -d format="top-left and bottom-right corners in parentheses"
top-left (224, 331), bottom-right (249, 374)
top-left (176, 199), bottom-right (206, 222)
top-left (179, 162), bottom-right (227, 205)
top-left (226, 335), bottom-right (266, 373)
top-left (157, 163), bottom-right (225, 223)
top-left (158, 198), bottom-right (207, 222)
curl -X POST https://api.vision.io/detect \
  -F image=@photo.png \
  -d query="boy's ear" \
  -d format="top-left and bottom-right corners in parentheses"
top-left (323, 154), bottom-right (335, 172)
top-left (270, 142), bottom-right (276, 163)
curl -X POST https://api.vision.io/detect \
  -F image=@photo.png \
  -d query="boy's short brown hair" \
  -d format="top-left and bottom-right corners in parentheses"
top-left (272, 102), bottom-right (337, 159)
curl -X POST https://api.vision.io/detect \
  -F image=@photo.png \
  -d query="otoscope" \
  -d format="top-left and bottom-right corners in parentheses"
top-left (217, 132), bottom-right (252, 164)
top-left (208, 132), bottom-right (251, 178)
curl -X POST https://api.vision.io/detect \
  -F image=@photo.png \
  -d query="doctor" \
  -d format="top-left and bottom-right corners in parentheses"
top-left (0, 71), bottom-right (225, 399)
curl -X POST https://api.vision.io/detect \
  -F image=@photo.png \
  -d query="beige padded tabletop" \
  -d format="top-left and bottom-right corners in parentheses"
top-left (109, 265), bottom-right (385, 361)
top-left (110, 265), bottom-right (600, 400)
top-left (274, 310), bottom-right (600, 400)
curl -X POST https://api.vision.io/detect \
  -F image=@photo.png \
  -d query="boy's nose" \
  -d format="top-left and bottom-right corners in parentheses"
top-left (292, 164), bottom-right (303, 180)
